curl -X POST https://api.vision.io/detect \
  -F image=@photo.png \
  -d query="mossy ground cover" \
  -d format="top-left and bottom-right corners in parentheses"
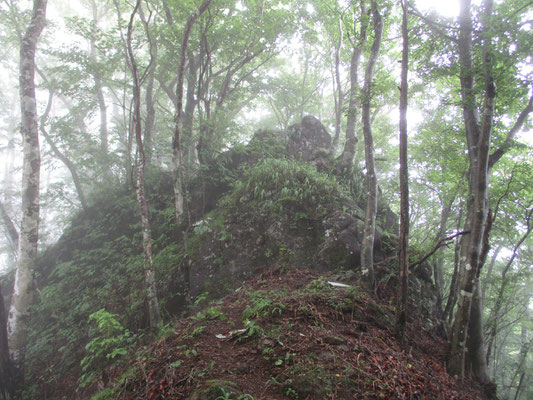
top-left (103, 267), bottom-right (486, 400)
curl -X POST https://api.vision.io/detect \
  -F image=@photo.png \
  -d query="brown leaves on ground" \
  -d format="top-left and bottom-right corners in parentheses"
top-left (115, 267), bottom-right (487, 400)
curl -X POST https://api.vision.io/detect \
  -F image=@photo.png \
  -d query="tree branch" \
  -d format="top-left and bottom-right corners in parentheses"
top-left (410, 230), bottom-right (470, 270)
top-left (488, 90), bottom-right (533, 169)
top-left (408, 5), bottom-right (458, 42)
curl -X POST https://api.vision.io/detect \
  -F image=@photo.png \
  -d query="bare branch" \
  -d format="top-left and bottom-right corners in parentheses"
top-left (410, 230), bottom-right (470, 270)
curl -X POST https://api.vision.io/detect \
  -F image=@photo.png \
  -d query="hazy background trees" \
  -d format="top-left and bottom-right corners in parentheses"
top-left (0, 0), bottom-right (532, 398)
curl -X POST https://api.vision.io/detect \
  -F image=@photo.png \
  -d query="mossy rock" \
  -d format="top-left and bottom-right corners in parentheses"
top-left (189, 379), bottom-right (241, 400)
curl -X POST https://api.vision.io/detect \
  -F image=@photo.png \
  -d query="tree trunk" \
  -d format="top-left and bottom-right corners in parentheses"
top-left (447, 0), bottom-right (493, 383)
top-left (89, 0), bottom-right (109, 173)
top-left (337, 0), bottom-right (368, 174)
top-left (485, 212), bottom-right (531, 365)
top-left (481, 244), bottom-right (501, 307)
top-left (0, 285), bottom-right (12, 399)
top-left (444, 204), bottom-right (464, 324)
top-left (172, 0), bottom-right (214, 223)
top-left (331, 18), bottom-right (343, 150)
top-left (513, 372), bottom-right (526, 400)
top-left (510, 305), bottom-right (530, 400)
top-left (127, 0), bottom-right (161, 328)
top-left (139, 4), bottom-right (157, 163)
top-left (433, 195), bottom-right (455, 313)
top-left (183, 50), bottom-right (199, 165)
top-left (394, 0), bottom-right (409, 341)
top-left (360, 0), bottom-right (383, 292)
top-left (0, 200), bottom-right (19, 258)
top-left (8, 0), bottom-right (47, 366)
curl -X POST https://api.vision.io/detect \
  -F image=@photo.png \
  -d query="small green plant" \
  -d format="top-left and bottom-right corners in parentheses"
top-left (192, 305), bottom-right (227, 321)
top-left (177, 343), bottom-right (200, 358)
top-left (194, 291), bottom-right (210, 306)
top-left (284, 387), bottom-right (299, 398)
top-left (79, 309), bottom-right (136, 388)
top-left (243, 290), bottom-right (286, 320)
top-left (215, 388), bottom-right (255, 400)
top-left (262, 346), bottom-right (275, 360)
top-left (192, 325), bottom-right (206, 337)
top-left (242, 319), bottom-right (264, 339)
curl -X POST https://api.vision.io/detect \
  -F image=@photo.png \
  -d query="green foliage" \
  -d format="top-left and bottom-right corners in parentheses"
top-left (215, 388), bottom-right (255, 400)
top-left (227, 158), bottom-right (349, 217)
top-left (24, 172), bottom-right (183, 394)
top-left (79, 309), bottom-right (137, 388)
top-left (242, 289), bottom-right (286, 320)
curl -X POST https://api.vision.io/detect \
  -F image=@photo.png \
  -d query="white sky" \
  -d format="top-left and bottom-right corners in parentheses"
top-left (416, 0), bottom-right (461, 18)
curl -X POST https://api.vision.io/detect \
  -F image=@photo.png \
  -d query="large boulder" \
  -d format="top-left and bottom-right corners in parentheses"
top-left (287, 115), bottom-right (331, 162)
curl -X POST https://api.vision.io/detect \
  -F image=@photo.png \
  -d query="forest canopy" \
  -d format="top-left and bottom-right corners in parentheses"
top-left (0, 0), bottom-right (532, 399)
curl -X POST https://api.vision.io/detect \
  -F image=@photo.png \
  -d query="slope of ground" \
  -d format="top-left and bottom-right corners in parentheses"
top-left (97, 267), bottom-right (486, 400)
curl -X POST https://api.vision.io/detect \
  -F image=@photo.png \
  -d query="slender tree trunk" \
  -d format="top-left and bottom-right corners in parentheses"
top-left (485, 212), bottom-right (531, 365)
top-left (360, 0), bottom-right (383, 292)
top-left (513, 372), bottom-right (526, 400)
top-left (90, 0), bottom-right (109, 167)
top-left (395, 0), bottom-right (409, 341)
top-left (432, 195), bottom-right (455, 313)
top-left (127, 0), bottom-right (161, 328)
top-left (144, 59), bottom-right (156, 164)
top-left (481, 244), bottom-right (501, 307)
top-left (172, 0), bottom-right (213, 223)
top-left (337, 1), bottom-right (368, 174)
top-left (332, 19), bottom-right (343, 150)
top-left (0, 285), bottom-right (12, 399)
top-left (448, 0), bottom-right (493, 383)
top-left (444, 204), bottom-right (464, 324)
top-left (183, 50), bottom-right (199, 165)
top-left (0, 201), bottom-right (19, 257)
top-left (139, 4), bottom-right (156, 163)
top-left (8, 0), bottom-right (47, 367)
top-left (510, 306), bottom-right (530, 400)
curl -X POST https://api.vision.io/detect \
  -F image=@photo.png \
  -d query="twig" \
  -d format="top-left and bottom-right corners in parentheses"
top-left (410, 230), bottom-right (470, 269)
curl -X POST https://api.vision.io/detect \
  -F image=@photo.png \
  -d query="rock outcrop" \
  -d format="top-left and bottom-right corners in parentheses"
top-left (185, 117), bottom-right (393, 299)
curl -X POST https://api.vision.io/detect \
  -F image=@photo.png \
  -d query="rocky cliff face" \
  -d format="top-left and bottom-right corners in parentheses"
top-left (180, 116), bottom-right (438, 325)
top-left (184, 117), bottom-right (394, 296)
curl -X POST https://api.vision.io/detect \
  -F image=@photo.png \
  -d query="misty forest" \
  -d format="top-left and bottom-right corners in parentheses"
top-left (0, 0), bottom-right (532, 399)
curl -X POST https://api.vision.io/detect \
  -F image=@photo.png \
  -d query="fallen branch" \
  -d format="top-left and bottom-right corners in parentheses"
top-left (410, 231), bottom-right (470, 270)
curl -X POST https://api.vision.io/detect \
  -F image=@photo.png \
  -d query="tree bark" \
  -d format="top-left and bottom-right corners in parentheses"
top-left (139, 4), bottom-right (157, 163)
top-left (8, 0), bottom-right (47, 366)
top-left (510, 305), bottom-right (530, 400)
top-left (337, 0), bottom-right (368, 173)
top-left (0, 200), bottom-right (19, 258)
top-left (360, 0), bottom-right (383, 292)
top-left (127, 0), bottom-right (161, 328)
top-left (394, 0), bottom-right (409, 341)
top-left (183, 50), bottom-right (199, 165)
top-left (331, 18), bottom-right (343, 150)
top-left (447, 0), bottom-right (493, 383)
top-left (432, 195), bottom-right (455, 313)
top-left (172, 0), bottom-right (214, 223)
top-left (481, 244), bottom-right (501, 307)
top-left (0, 284), bottom-right (12, 399)
top-left (89, 0), bottom-right (109, 171)
top-left (443, 204), bottom-right (464, 324)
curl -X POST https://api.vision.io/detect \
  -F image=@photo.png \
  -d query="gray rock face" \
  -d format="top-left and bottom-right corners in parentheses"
top-left (287, 115), bottom-right (331, 161)
top-left (178, 117), bottom-right (440, 323)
